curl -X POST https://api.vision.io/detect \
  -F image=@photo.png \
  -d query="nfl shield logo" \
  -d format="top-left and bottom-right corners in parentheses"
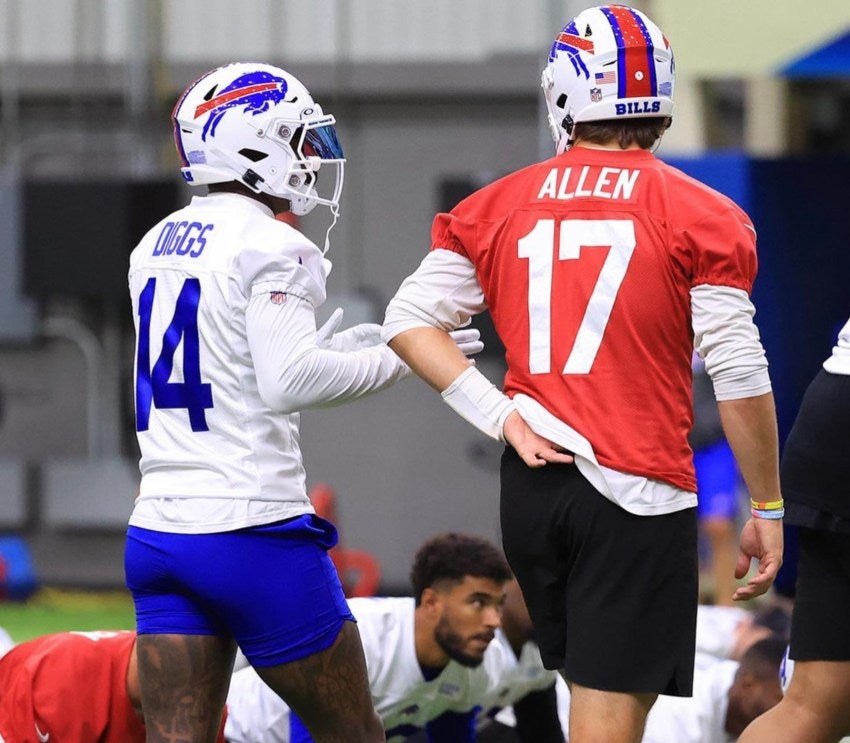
top-left (270, 291), bottom-right (287, 305)
top-left (590, 87), bottom-right (602, 103)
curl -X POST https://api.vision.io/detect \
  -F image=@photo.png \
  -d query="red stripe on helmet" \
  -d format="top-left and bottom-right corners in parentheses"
top-left (556, 32), bottom-right (595, 53)
top-left (193, 82), bottom-right (280, 119)
top-left (606, 5), bottom-right (654, 98)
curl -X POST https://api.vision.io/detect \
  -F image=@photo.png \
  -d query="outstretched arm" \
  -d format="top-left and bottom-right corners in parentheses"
top-left (691, 284), bottom-right (783, 601)
top-left (384, 248), bottom-right (571, 467)
top-left (249, 293), bottom-right (411, 413)
top-left (387, 325), bottom-right (472, 393)
top-left (717, 393), bottom-right (783, 601)
top-left (388, 327), bottom-right (573, 468)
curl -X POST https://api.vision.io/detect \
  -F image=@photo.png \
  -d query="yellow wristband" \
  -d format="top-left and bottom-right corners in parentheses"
top-left (750, 499), bottom-right (784, 511)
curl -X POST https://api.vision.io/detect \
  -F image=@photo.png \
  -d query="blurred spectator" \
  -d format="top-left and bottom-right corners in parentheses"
top-left (691, 353), bottom-right (744, 606)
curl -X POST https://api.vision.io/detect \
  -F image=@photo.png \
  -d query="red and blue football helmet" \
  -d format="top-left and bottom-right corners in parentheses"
top-left (541, 5), bottom-right (675, 153)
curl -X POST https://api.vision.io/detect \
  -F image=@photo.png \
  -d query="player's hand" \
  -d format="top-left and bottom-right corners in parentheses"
top-left (503, 411), bottom-right (574, 468)
top-left (449, 328), bottom-right (484, 358)
top-left (331, 324), bottom-right (383, 351)
top-left (732, 516), bottom-right (783, 602)
top-left (317, 308), bottom-right (383, 352)
top-left (316, 308), bottom-right (344, 348)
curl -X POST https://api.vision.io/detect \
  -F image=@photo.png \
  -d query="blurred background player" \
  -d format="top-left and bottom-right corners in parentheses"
top-left (740, 315), bottom-right (850, 743)
top-left (695, 601), bottom-right (791, 665)
top-left (125, 61), bottom-right (482, 743)
top-left (0, 629), bottom-right (226, 742)
top-left (640, 635), bottom-right (786, 743)
top-left (382, 5), bottom-right (784, 741)
top-left (551, 635), bottom-right (786, 742)
top-left (224, 532), bottom-right (513, 743)
top-left (0, 625), bottom-right (13, 660)
top-left (691, 352), bottom-right (745, 606)
top-left (476, 580), bottom-right (564, 743)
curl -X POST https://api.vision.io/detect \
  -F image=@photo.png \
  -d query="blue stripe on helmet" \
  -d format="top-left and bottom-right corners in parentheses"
top-left (600, 6), bottom-right (658, 99)
top-left (549, 20), bottom-right (590, 79)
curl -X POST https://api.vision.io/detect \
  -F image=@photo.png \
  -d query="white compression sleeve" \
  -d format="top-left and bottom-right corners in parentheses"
top-left (248, 290), bottom-right (410, 413)
top-left (691, 284), bottom-right (772, 401)
top-left (441, 366), bottom-right (516, 442)
top-left (382, 249), bottom-right (486, 342)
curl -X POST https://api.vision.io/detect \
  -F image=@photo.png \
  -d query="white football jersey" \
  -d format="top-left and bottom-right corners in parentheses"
top-left (823, 316), bottom-right (850, 376)
top-left (479, 631), bottom-right (559, 715)
top-left (225, 663), bottom-right (290, 743)
top-left (129, 192), bottom-right (407, 533)
top-left (641, 657), bottom-right (737, 743)
top-left (224, 596), bottom-right (505, 742)
top-left (694, 604), bottom-right (749, 662)
top-left (481, 631), bottom-right (564, 736)
top-left (351, 597), bottom-right (502, 740)
top-left (0, 626), bottom-right (13, 660)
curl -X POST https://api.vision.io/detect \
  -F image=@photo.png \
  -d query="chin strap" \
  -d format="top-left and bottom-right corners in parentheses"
top-left (560, 114), bottom-right (576, 153)
top-left (321, 203), bottom-right (340, 255)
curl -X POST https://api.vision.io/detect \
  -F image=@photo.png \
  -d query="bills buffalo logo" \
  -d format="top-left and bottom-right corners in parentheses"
top-left (549, 21), bottom-right (595, 79)
top-left (550, 28), bottom-right (595, 62)
top-left (194, 71), bottom-right (290, 141)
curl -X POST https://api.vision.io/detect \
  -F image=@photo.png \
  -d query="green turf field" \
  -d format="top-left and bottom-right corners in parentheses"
top-left (0, 588), bottom-right (136, 643)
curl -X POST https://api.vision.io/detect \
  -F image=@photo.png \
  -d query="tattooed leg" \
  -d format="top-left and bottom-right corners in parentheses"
top-left (136, 633), bottom-right (236, 743)
top-left (256, 620), bottom-right (385, 743)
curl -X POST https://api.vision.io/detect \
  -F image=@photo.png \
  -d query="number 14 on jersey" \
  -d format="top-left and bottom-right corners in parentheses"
top-left (135, 277), bottom-right (214, 432)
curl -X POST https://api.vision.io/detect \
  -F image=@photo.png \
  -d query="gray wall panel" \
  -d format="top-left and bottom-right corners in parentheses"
top-left (339, 98), bottom-right (540, 303)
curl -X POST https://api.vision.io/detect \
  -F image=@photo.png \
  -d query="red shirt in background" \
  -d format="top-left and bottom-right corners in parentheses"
top-left (0, 630), bottom-right (226, 743)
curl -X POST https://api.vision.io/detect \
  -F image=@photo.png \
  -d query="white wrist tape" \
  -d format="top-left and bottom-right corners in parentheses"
top-left (441, 366), bottom-right (516, 442)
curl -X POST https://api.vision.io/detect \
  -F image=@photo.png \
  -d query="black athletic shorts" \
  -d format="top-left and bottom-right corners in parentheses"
top-left (790, 526), bottom-right (850, 661)
top-left (781, 369), bottom-right (850, 522)
top-left (500, 448), bottom-right (698, 696)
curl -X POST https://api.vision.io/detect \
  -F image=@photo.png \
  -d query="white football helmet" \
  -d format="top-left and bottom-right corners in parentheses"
top-left (172, 62), bottom-right (344, 216)
top-left (541, 5), bottom-right (675, 153)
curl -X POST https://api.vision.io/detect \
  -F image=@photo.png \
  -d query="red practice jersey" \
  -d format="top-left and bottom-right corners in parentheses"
top-left (0, 630), bottom-right (227, 743)
top-left (0, 631), bottom-right (146, 742)
top-left (432, 147), bottom-right (757, 491)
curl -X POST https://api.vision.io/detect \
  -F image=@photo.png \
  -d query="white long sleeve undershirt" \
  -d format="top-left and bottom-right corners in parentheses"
top-left (249, 290), bottom-right (410, 414)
